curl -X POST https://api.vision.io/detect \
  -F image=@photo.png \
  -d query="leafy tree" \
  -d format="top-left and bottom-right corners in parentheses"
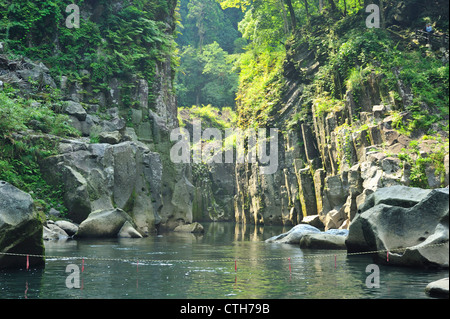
top-left (176, 45), bottom-right (206, 106)
top-left (200, 42), bottom-right (239, 106)
top-left (177, 0), bottom-right (242, 53)
top-left (176, 42), bottom-right (238, 107)
top-left (175, 0), bottom-right (242, 107)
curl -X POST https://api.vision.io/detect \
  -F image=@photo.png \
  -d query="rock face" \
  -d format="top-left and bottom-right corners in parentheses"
top-left (234, 130), bottom-right (307, 226)
top-left (346, 186), bottom-right (449, 268)
top-left (0, 55), bottom-right (56, 96)
top-left (1, 0), bottom-right (194, 237)
top-left (0, 181), bottom-right (45, 269)
top-left (41, 140), bottom-right (164, 235)
top-left (232, 36), bottom-right (449, 230)
top-left (38, 56), bottom-right (196, 235)
top-left (192, 163), bottom-right (235, 222)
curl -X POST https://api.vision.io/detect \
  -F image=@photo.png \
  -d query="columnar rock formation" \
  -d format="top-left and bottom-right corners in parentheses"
top-left (232, 43), bottom-right (449, 229)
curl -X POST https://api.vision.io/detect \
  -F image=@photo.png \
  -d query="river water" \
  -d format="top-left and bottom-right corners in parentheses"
top-left (0, 223), bottom-right (448, 299)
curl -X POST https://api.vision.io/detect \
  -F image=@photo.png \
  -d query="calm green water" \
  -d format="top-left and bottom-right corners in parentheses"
top-left (1, 223), bottom-right (448, 299)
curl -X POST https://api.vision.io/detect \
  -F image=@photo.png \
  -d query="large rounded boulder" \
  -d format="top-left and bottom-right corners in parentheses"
top-left (75, 208), bottom-right (140, 238)
top-left (346, 186), bottom-right (449, 268)
top-left (0, 181), bottom-right (45, 269)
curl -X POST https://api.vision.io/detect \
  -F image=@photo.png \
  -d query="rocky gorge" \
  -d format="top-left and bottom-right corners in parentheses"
top-left (1, 47), bottom-right (448, 272)
top-left (0, 1), bottom-right (449, 301)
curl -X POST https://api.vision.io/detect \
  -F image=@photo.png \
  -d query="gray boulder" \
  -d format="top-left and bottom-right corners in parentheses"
top-left (99, 130), bottom-right (122, 144)
top-left (173, 222), bottom-right (204, 233)
top-left (265, 224), bottom-right (321, 244)
top-left (48, 208), bottom-right (61, 218)
top-left (75, 208), bottom-right (135, 238)
top-left (346, 186), bottom-right (449, 268)
top-left (425, 278), bottom-right (449, 298)
top-left (118, 221), bottom-right (143, 238)
top-left (300, 233), bottom-right (347, 249)
top-left (356, 185), bottom-right (431, 214)
top-left (64, 100), bottom-right (87, 121)
top-left (0, 181), bottom-right (45, 269)
top-left (43, 222), bottom-right (69, 241)
top-left (299, 229), bottom-right (348, 249)
top-left (54, 220), bottom-right (79, 237)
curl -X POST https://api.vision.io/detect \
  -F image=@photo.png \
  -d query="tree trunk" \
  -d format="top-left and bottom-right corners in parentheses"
top-left (327, 0), bottom-right (337, 13)
top-left (304, 0), bottom-right (310, 19)
top-left (278, 0), bottom-right (290, 34)
top-left (379, 0), bottom-right (385, 29)
top-left (284, 0), bottom-right (297, 30)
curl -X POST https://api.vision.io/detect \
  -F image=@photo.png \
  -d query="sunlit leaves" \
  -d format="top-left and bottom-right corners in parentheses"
top-left (216, 0), bottom-right (252, 11)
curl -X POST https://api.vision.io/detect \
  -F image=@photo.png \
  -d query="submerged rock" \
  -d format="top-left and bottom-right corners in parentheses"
top-left (0, 181), bottom-right (45, 269)
top-left (346, 186), bottom-right (449, 268)
top-left (173, 222), bottom-right (204, 233)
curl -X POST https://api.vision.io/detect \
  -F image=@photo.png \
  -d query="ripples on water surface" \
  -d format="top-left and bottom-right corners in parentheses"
top-left (1, 223), bottom-right (448, 299)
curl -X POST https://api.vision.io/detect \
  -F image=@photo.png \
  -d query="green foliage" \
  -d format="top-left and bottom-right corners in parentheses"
top-left (175, 0), bottom-right (242, 108)
top-left (306, 15), bottom-right (448, 135)
top-left (394, 51), bottom-right (449, 119)
top-left (396, 135), bottom-right (448, 188)
top-left (180, 104), bottom-right (236, 129)
top-left (0, 89), bottom-right (78, 138)
top-left (381, 48), bottom-right (449, 135)
top-left (1, 0), bottom-right (176, 101)
top-left (176, 42), bottom-right (239, 107)
top-left (217, 0), bottom-right (252, 11)
top-left (227, 0), bottom-right (367, 129)
top-left (0, 89), bottom-right (78, 215)
top-left (0, 157), bottom-right (67, 215)
top-left (314, 28), bottom-right (390, 99)
top-left (313, 95), bottom-right (344, 118)
top-left (238, 1), bottom-right (288, 46)
top-left (235, 44), bottom-right (285, 128)
top-left (179, 0), bottom-right (242, 52)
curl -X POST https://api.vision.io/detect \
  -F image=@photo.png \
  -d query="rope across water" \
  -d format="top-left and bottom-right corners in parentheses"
top-left (0, 242), bottom-right (446, 264)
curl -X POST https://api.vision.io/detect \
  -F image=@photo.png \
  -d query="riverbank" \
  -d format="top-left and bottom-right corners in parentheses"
top-left (1, 222), bottom-right (448, 299)
top-left (2, 182), bottom-right (448, 268)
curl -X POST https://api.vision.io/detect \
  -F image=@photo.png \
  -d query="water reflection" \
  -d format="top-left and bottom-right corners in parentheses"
top-left (0, 222), bottom-right (447, 299)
